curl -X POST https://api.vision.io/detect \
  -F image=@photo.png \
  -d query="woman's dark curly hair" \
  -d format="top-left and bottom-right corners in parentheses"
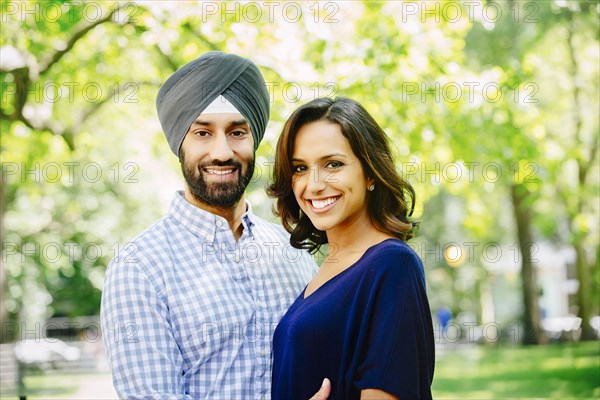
top-left (267, 97), bottom-right (417, 254)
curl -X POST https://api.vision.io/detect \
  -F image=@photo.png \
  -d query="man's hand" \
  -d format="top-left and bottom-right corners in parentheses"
top-left (309, 378), bottom-right (331, 400)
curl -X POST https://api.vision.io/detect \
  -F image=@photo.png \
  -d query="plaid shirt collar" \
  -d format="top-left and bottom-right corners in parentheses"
top-left (168, 190), bottom-right (256, 243)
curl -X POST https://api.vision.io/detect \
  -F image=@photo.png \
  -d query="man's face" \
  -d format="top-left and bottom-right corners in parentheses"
top-left (179, 113), bottom-right (255, 208)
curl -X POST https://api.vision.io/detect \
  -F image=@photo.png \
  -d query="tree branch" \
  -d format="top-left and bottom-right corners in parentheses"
top-left (154, 44), bottom-right (179, 72)
top-left (181, 22), bottom-right (221, 51)
top-left (2, 3), bottom-right (137, 149)
top-left (39, 3), bottom-right (128, 75)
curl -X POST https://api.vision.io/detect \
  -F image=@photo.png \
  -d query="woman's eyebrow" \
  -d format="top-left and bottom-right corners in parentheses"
top-left (292, 153), bottom-right (347, 162)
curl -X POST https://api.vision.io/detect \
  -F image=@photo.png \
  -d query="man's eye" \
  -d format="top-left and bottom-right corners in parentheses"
top-left (194, 131), bottom-right (209, 137)
top-left (230, 130), bottom-right (247, 137)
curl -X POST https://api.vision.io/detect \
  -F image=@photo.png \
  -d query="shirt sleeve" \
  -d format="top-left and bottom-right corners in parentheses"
top-left (353, 247), bottom-right (435, 399)
top-left (100, 254), bottom-right (193, 399)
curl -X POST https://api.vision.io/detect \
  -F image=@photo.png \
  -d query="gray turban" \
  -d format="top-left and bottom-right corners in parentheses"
top-left (156, 52), bottom-right (270, 156)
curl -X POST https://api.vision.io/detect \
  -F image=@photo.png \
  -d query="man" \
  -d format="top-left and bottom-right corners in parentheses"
top-left (101, 52), bottom-right (330, 399)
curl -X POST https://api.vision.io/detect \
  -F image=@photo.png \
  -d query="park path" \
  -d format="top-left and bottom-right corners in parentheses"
top-left (67, 373), bottom-right (118, 399)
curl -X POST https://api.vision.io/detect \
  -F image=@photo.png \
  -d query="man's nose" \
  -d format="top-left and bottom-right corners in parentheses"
top-left (208, 133), bottom-right (234, 162)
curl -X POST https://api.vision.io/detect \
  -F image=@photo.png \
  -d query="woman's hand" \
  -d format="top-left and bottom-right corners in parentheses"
top-left (309, 378), bottom-right (331, 400)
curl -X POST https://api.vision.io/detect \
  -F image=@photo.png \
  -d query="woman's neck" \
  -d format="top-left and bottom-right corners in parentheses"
top-left (324, 221), bottom-right (393, 262)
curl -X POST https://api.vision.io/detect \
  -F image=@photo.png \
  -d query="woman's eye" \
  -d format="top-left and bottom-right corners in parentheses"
top-left (293, 165), bottom-right (307, 173)
top-left (326, 161), bottom-right (343, 169)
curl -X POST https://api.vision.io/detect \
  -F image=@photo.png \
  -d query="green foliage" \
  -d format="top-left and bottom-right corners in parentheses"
top-left (1, 0), bottom-right (598, 342)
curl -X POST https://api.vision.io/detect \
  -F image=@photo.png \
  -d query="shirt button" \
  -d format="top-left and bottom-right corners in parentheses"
top-left (234, 255), bottom-right (240, 262)
top-left (216, 220), bottom-right (223, 227)
top-left (259, 348), bottom-right (266, 356)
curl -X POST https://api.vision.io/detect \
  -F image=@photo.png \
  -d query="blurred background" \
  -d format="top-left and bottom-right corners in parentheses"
top-left (1, 0), bottom-right (598, 398)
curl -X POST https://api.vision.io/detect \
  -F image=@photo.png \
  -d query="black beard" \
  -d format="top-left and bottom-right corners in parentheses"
top-left (180, 150), bottom-right (255, 208)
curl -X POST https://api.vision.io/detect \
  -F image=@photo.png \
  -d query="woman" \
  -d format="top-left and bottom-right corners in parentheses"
top-left (268, 97), bottom-right (435, 400)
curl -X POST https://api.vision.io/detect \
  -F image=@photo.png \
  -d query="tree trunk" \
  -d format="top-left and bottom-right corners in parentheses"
top-left (510, 184), bottom-right (547, 345)
top-left (574, 243), bottom-right (595, 339)
top-left (0, 166), bottom-right (8, 343)
top-left (566, 13), bottom-right (597, 341)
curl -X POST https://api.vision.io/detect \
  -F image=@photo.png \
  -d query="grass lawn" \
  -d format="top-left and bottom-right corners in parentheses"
top-left (432, 341), bottom-right (600, 399)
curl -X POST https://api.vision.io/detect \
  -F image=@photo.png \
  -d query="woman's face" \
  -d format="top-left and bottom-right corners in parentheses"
top-left (291, 120), bottom-right (373, 235)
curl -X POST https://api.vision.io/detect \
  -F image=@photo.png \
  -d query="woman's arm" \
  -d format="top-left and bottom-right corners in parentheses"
top-left (354, 247), bottom-right (434, 399)
top-left (361, 388), bottom-right (400, 399)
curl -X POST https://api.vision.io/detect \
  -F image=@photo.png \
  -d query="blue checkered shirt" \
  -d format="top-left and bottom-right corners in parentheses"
top-left (101, 191), bottom-right (317, 399)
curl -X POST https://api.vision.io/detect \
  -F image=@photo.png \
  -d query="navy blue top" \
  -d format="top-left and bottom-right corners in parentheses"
top-left (272, 239), bottom-right (434, 400)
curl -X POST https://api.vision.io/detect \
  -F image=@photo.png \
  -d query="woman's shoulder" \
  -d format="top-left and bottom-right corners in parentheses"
top-left (362, 238), bottom-right (425, 278)
top-left (367, 238), bottom-right (420, 261)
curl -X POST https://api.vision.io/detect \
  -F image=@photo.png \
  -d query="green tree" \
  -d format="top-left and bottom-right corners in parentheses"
top-left (1, 0), bottom-right (597, 346)
top-left (1, 1), bottom-right (160, 339)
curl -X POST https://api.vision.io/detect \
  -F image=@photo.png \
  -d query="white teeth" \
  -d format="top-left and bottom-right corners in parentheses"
top-left (311, 197), bottom-right (338, 209)
top-left (206, 169), bottom-right (234, 175)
